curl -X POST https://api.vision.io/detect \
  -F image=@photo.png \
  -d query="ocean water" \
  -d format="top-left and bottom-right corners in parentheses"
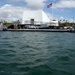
top-left (0, 31), bottom-right (75, 75)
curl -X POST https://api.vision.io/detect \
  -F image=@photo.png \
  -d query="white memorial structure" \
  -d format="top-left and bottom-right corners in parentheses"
top-left (22, 9), bottom-right (59, 26)
top-left (22, 10), bottom-right (50, 24)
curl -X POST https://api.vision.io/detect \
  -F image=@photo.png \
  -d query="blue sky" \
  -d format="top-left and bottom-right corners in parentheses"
top-left (0, 0), bottom-right (75, 22)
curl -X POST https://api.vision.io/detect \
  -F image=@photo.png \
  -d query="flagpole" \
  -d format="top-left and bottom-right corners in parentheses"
top-left (52, 3), bottom-right (53, 20)
top-left (52, 5), bottom-right (53, 20)
top-left (47, 3), bottom-right (53, 20)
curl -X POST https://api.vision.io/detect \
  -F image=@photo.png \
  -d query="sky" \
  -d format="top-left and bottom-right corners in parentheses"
top-left (0, 0), bottom-right (75, 22)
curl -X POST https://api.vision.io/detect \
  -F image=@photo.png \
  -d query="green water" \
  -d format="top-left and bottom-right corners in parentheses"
top-left (0, 32), bottom-right (75, 75)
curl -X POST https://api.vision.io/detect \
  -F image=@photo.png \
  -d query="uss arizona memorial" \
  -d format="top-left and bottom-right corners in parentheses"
top-left (22, 9), bottom-right (58, 26)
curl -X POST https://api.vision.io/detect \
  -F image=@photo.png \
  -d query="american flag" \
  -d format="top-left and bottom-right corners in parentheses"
top-left (47, 3), bottom-right (52, 8)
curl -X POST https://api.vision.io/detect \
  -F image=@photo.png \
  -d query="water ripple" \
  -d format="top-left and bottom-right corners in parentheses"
top-left (0, 32), bottom-right (75, 75)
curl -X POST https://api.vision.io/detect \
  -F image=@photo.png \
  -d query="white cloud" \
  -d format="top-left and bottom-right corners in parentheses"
top-left (11, 0), bottom-right (75, 9)
top-left (25, 0), bottom-right (46, 10)
top-left (9, 0), bottom-right (47, 10)
top-left (0, 4), bottom-right (26, 21)
top-left (53, 0), bottom-right (75, 8)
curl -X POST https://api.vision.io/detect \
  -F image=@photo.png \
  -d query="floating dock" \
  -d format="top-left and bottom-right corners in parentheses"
top-left (3, 29), bottom-right (73, 32)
